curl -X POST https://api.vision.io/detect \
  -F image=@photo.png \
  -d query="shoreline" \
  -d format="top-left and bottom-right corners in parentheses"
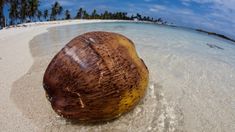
top-left (2, 19), bottom-right (234, 44)
top-left (0, 19), bottom-right (138, 30)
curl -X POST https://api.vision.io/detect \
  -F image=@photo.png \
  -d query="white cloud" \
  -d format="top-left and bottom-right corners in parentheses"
top-left (144, 0), bottom-right (152, 2)
top-left (149, 5), bottom-right (167, 12)
top-left (150, 5), bottom-right (193, 15)
top-left (181, 0), bottom-right (235, 12)
top-left (182, 2), bottom-right (191, 6)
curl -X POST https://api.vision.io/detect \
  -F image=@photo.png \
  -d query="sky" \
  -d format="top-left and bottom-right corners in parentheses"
top-left (6, 0), bottom-right (235, 39)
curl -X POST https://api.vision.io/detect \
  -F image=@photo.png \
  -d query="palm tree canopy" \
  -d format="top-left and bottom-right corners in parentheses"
top-left (43, 9), bottom-right (48, 19)
top-left (50, 1), bottom-right (63, 20)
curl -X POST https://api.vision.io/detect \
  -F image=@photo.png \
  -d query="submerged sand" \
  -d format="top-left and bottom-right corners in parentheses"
top-left (1, 20), bottom-right (235, 132)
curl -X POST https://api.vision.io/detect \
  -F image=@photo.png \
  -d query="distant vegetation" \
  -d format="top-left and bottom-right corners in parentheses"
top-left (0, 0), bottom-right (167, 28)
top-left (196, 29), bottom-right (235, 43)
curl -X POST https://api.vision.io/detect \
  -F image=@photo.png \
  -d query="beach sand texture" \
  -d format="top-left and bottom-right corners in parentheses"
top-left (0, 20), bottom-right (235, 132)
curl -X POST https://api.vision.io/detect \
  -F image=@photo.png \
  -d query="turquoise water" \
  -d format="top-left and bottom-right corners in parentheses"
top-left (33, 22), bottom-right (235, 66)
top-left (14, 22), bottom-right (235, 132)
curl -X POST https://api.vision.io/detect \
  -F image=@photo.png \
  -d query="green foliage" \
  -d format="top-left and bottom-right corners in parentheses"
top-left (37, 10), bottom-right (42, 21)
top-left (65, 10), bottom-right (71, 20)
top-left (0, 0), bottom-right (9, 27)
top-left (43, 9), bottom-right (48, 20)
top-left (50, 1), bottom-right (63, 20)
top-left (2, 0), bottom-right (41, 25)
top-left (75, 8), bottom-right (83, 19)
top-left (28, 0), bottom-right (39, 21)
top-left (9, 0), bottom-right (18, 25)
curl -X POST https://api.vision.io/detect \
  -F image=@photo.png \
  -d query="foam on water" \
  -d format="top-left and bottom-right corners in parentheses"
top-left (11, 22), bottom-right (235, 132)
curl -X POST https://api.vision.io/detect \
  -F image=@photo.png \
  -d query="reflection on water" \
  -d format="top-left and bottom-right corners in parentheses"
top-left (114, 25), bottom-right (127, 30)
top-left (11, 22), bottom-right (235, 132)
top-left (206, 43), bottom-right (224, 50)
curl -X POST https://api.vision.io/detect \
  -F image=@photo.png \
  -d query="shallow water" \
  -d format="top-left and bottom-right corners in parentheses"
top-left (11, 22), bottom-right (235, 132)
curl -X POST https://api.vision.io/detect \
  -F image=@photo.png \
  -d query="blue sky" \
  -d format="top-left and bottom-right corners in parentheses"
top-left (6, 0), bottom-right (235, 39)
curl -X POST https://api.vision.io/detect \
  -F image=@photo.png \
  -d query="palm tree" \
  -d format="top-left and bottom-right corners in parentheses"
top-left (76, 7), bottom-right (83, 19)
top-left (0, 0), bottom-right (5, 27)
top-left (103, 10), bottom-right (109, 19)
top-left (43, 9), bottom-right (48, 20)
top-left (146, 16), bottom-right (150, 21)
top-left (122, 12), bottom-right (127, 20)
top-left (0, 0), bottom-right (10, 28)
top-left (130, 15), bottom-right (134, 20)
top-left (59, 6), bottom-right (63, 17)
top-left (50, 1), bottom-right (63, 21)
top-left (136, 13), bottom-right (142, 20)
top-left (143, 16), bottom-right (147, 21)
top-left (19, 0), bottom-right (29, 23)
top-left (157, 18), bottom-right (162, 22)
top-left (108, 12), bottom-right (112, 19)
top-left (83, 10), bottom-right (89, 19)
top-left (91, 9), bottom-right (97, 19)
top-left (9, 0), bottom-right (18, 25)
top-left (37, 10), bottom-right (42, 21)
top-left (28, 0), bottom-right (39, 22)
top-left (64, 9), bottom-right (71, 20)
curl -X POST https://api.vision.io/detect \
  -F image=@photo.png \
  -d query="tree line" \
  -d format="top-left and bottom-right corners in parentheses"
top-left (0, 0), bottom-right (167, 28)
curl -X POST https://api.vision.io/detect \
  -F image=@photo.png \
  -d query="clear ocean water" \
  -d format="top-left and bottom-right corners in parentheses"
top-left (12, 22), bottom-right (235, 132)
